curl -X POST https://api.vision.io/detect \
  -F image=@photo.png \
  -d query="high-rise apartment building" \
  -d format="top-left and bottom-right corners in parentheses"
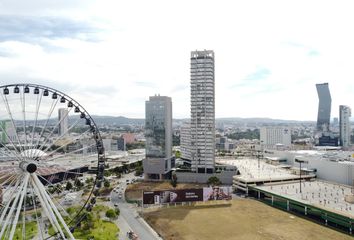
top-left (260, 127), bottom-right (292, 148)
top-left (316, 83), bottom-right (332, 132)
top-left (190, 50), bottom-right (215, 174)
top-left (58, 108), bottom-right (69, 136)
top-left (180, 121), bottom-right (191, 161)
top-left (339, 105), bottom-right (351, 148)
top-left (143, 95), bottom-right (173, 180)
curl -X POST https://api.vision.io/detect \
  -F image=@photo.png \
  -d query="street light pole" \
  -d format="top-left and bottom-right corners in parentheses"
top-left (299, 161), bottom-right (302, 193)
top-left (295, 158), bottom-right (308, 194)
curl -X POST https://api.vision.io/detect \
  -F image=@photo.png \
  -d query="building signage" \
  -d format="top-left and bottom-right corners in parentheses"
top-left (143, 187), bottom-right (232, 204)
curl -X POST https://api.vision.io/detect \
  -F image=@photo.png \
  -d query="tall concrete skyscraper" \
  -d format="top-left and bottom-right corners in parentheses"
top-left (339, 105), bottom-right (351, 148)
top-left (143, 95), bottom-right (173, 180)
top-left (316, 83), bottom-right (332, 132)
top-left (180, 121), bottom-right (192, 161)
top-left (190, 50), bottom-right (215, 174)
top-left (58, 108), bottom-right (69, 136)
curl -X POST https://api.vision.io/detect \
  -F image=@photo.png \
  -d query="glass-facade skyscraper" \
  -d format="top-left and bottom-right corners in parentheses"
top-left (144, 95), bottom-right (173, 180)
top-left (316, 83), bottom-right (331, 132)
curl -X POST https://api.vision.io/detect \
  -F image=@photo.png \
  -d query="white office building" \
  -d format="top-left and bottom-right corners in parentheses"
top-left (190, 50), bottom-right (215, 174)
top-left (339, 105), bottom-right (351, 148)
top-left (260, 127), bottom-right (291, 148)
top-left (180, 121), bottom-right (191, 160)
top-left (58, 108), bottom-right (69, 136)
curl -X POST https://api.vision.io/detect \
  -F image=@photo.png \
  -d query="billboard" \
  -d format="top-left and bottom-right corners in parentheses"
top-left (143, 187), bottom-right (232, 205)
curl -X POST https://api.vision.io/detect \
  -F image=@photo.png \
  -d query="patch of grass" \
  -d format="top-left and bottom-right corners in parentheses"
top-left (13, 221), bottom-right (37, 240)
top-left (93, 204), bottom-right (109, 213)
top-left (73, 219), bottom-right (119, 240)
top-left (47, 204), bottom-right (119, 239)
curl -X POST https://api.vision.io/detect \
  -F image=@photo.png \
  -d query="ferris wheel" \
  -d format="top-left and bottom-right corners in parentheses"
top-left (0, 84), bottom-right (105, 239)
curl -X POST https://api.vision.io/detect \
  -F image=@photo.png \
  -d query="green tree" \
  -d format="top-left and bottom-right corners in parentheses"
top-left (65, 181), bottom-right (73, 191)
top-left (85, 177), bottom-right (94, 184)
top-left (170, 173), bottom-right (178, 188)
top-left (207, 176), bottom-right (222, 186)
top-left (104, 179), bottom-right (110, 188)
top-left (114, 208), bottom-right (120, 216)
top-left (175, 150), bottom-right (181, 158)
top-left (135, 165), bottom-right (143, 176)
top-left (55, 184), bottom-right (63, 195)
top-left (74, 179), bottom-right (84, 190)
top-left (105, 209), bottom-right (117, 219)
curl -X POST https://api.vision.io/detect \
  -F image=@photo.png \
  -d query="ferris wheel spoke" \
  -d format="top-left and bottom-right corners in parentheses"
top-left (35, 97), bottom-right (59, 151)
top-left (30, 90), bottom-right (43, 161)
top-left (32, 174), bottom-right (75, 239)
top-left (0, 174), bottom-right (18, 194)
top-left (35, 107), bottom-right (74, 159)
top-left (0, 174), bottom-right (26, 239)
top-left (0, 145), bottom-right (23, 162)
top-left (30, 175), bottom-right (65, 239)
top-left (0, 174), bottom-right (12, 187)
top-left (44, 127), bottom-right (91, 157)
top-left (29, 179), bottom-right (45, 240)
top-left (8, 173), bottom-right (29, 240)
top-left (46, 144), bottom-right (96, 163)
top-left (0, 122), bottom-right (24, 161)
top-left (36, 175), bottom-right (73, 221)
top-left (45, 141), bottom-right (95, 163)
top-left (0, 175), bottom-right (19, 215)
top-left (0, 92), bottom-right (27, 158)
top-left (20, 87), bottom-right (29, 159)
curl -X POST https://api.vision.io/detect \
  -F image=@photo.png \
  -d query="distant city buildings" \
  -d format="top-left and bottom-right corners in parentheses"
top-left (117, 137), bottom-right (126, 151)
top-left (121, 133), bottom-right (136, 144)
top-left (143, 95), bottom-right (173, 180)
top-left (316, 83), bottom-right (332, 132)
top-left (102, 138), bottom-right (112, 152)
top-left (260, 127), bottom-right (291, 149)
top-left (58, 108), bottom-right (69, 136)
top-left (190, 50), bottom-right (215, 174)
top-left (216, 136), bottom-right (236, 152)
top-left (339, 105), bottom-right (351, 148)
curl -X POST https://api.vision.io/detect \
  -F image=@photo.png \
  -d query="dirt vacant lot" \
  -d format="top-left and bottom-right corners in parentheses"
top-left (144, 198), bottom-right (353, 240)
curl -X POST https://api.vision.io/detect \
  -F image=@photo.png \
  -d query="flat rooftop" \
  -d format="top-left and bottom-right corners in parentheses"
top-left (218, 158), bottom-right (306, 183)
top-left (255, 180), bottom-right (354, 218)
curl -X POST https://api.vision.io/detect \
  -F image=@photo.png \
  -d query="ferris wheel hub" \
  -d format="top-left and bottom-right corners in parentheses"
top-left (19, 161), bottom-right (37, 173)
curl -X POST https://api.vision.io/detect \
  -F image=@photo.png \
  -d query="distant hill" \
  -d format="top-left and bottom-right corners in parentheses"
top-left (90, 116), bottom-right (144, 125)
top-left (12, 115), bottom-right (318, 127)
top-left (87, 116), bottom-right (316, 126)
top-left (216, 117), bottom-right (315, 124)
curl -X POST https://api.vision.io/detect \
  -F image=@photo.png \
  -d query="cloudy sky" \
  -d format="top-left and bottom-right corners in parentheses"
top-left (0, 0), bottom-right (353, 120)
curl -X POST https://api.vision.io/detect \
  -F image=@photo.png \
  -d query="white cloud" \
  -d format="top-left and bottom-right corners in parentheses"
top-left (0, 0), bottom-right (354, 120)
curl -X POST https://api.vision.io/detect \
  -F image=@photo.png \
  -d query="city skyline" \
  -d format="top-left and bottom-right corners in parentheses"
top-left (1, 1), bottom-right (354, 120)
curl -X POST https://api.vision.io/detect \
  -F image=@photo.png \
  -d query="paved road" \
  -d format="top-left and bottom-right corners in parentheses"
top-left (110, 173), bottom-right (162, 240)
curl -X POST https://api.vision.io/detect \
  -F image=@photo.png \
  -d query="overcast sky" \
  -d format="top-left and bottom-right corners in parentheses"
top-left (0, 0), bottom-right (353, 120)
